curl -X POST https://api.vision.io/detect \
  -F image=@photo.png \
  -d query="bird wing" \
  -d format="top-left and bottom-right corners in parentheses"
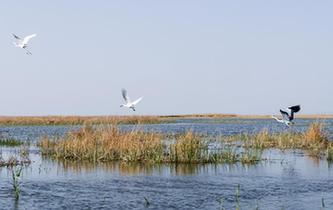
top-left (12, 34), bottom-right (21, 39)
top-left (22, 34), bottom-right (37, 45)
top-left (271, 116), bottom-right (280, 122)
top-left (288, 105), bottom-right (301, 113)
top-left (280, 109), bottom-right (290, 121)
top-left (132, 97), bottom-right (142, 105)
top-left (121, 88), bottom-right (130, 103)
top-left (288, 105), bottom-right (300, 121)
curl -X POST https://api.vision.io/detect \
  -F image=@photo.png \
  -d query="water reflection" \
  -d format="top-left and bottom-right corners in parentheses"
top-left (46, 158), bottom-right (218, 176)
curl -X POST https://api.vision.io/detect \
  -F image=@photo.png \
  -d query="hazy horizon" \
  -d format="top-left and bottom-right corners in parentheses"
top-left (1, 1), bottom-right (332, 116)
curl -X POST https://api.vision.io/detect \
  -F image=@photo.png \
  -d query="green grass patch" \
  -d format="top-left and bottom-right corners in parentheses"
top-left (0, 139), bottom-right (23, 147)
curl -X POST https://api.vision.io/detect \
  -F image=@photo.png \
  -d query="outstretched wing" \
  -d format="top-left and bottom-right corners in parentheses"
top-left (288, 105), bottom-right (300, 120)
top-left (22, 34), bottom-right (37, 45)
top-left (132, 97), bottom-right (142, 105)
top-left (280, 109), bottom-right (290, 121)
top-left (288, 105), bottom-right (301, 113)
top-left (121, 88), bottom-right (130, 103)
top-left (12, 34), bottom-right (21, 39)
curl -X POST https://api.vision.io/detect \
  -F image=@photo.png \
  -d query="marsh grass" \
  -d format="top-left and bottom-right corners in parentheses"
top-left (39, 122), bottom-right (331, 164)
top-left (235, 184), bottom-right (240, 210)
top-left (11, 166), bottom-right (23, 200)
top-left (0, 116), bottom-right (168, 126)
top-left (240, 148), bottom-right (262, 164)
top-left (169, 132), bottom-right (210, 163)
top-left (0, 138), bottom-right (23, 147)
top-left (231, 122), bottom-right (330, 158)
top-left (40, 125), bottom-right (164, 162)
top-left (39, 125), bottom-right (263, 164)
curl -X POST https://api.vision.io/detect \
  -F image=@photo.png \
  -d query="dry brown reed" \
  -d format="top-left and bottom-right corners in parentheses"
top-left (39, 122), bottom-right (331, 164)
top-left (0, 115), bottom-right (166, 126)
top-left (39, 125), bottom-right (261, 164)
top-left (40, 125), bottom-right (164, 162)
top-left (233, 122), bottom-right (330, 157)
top-left (168, 132), bottom-right (210, 163)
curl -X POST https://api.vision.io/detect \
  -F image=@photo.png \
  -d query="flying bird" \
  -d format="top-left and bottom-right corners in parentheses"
top-left (12, 33), bottom-right (37, 55)
top-left (120, 88), bottom-right (143, 111)
top-left (271, 105), bottom-right (301, 126)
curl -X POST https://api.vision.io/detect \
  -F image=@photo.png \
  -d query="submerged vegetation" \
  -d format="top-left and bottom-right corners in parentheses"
top-left (0, 148), bottom-right (31, 167)
top-left (11, 166), bottom-right (23, 201)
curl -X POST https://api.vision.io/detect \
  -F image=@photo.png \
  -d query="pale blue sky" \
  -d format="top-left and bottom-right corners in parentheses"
top-left (1, 1), bottom-right (332, 115)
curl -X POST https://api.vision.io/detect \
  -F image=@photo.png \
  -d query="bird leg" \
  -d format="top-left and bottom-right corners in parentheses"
top-left (25, 48), bottom-right (32, 55)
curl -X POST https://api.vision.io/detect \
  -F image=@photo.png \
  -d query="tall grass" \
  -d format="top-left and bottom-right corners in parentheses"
top-left (169, 132), bottom-right (210, 163)
top-left (39, 125), bottom-right (262, 164)
top-left (229, 122), bottom-right (330, 159)
top-left (40, 126), bottom-right (164, 162)
top-left (39, 122), bottom-right (332, 164)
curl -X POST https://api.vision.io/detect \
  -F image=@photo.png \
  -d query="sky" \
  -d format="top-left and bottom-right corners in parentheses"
top-left (0, 1), bottom-right (332, 116)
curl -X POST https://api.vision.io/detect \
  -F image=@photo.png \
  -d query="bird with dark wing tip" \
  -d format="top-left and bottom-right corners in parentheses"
top-left (271, 105), bottom-right (301, 126)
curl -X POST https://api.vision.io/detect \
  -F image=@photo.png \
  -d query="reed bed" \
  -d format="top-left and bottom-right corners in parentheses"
top-left (39, 125), bottom-right (261, 164)
top-left (0, 115), bottom-right (167, 126)
top-left (39, 122), bottom-right (332, 164)
top-left (40, 126), bottom-right (164, 162)
top-left (229, 122), bottom-right (330, 158)
top-left (1, 114), bottom-right (332, 126)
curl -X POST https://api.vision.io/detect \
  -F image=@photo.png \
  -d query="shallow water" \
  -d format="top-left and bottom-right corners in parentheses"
top-left (1, 118), bottom-right (332, 142)
top-left (0, 118), bottom-right (333, 210)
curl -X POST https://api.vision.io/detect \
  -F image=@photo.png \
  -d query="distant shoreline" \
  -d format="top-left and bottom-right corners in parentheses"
top-left (0, 114), bottom-right (332, 119)
top-left (159, 114), bottom-right (333, 119)
top-left (0, 114), bottom-right (331, 126)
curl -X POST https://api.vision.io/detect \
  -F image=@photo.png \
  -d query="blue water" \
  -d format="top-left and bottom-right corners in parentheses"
top-left (1, 118), bottom-right (332, 142)
top-left (0, 118), bottom-right (333, 210)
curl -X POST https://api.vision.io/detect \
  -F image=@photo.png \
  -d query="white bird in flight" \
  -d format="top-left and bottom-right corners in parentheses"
top-left (12, 33), bottom-right (37, 55)
top-left (271, 105), bottom-right (301, 126)
top-left (120, 88), bottom-right (143, 111)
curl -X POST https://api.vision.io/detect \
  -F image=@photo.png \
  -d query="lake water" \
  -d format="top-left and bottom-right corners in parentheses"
top-left (0, 118), bottom-right (333, 210)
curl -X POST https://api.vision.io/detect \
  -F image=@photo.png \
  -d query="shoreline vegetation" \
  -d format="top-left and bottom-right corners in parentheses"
top-left (39, 122), bottom-right (332, 164)
top-left (226, 122), bottom-right (332, 159)
top-left (39, 124), bottom-right (264, 164)
top-left (0, 114), bottom-right (332, 125)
